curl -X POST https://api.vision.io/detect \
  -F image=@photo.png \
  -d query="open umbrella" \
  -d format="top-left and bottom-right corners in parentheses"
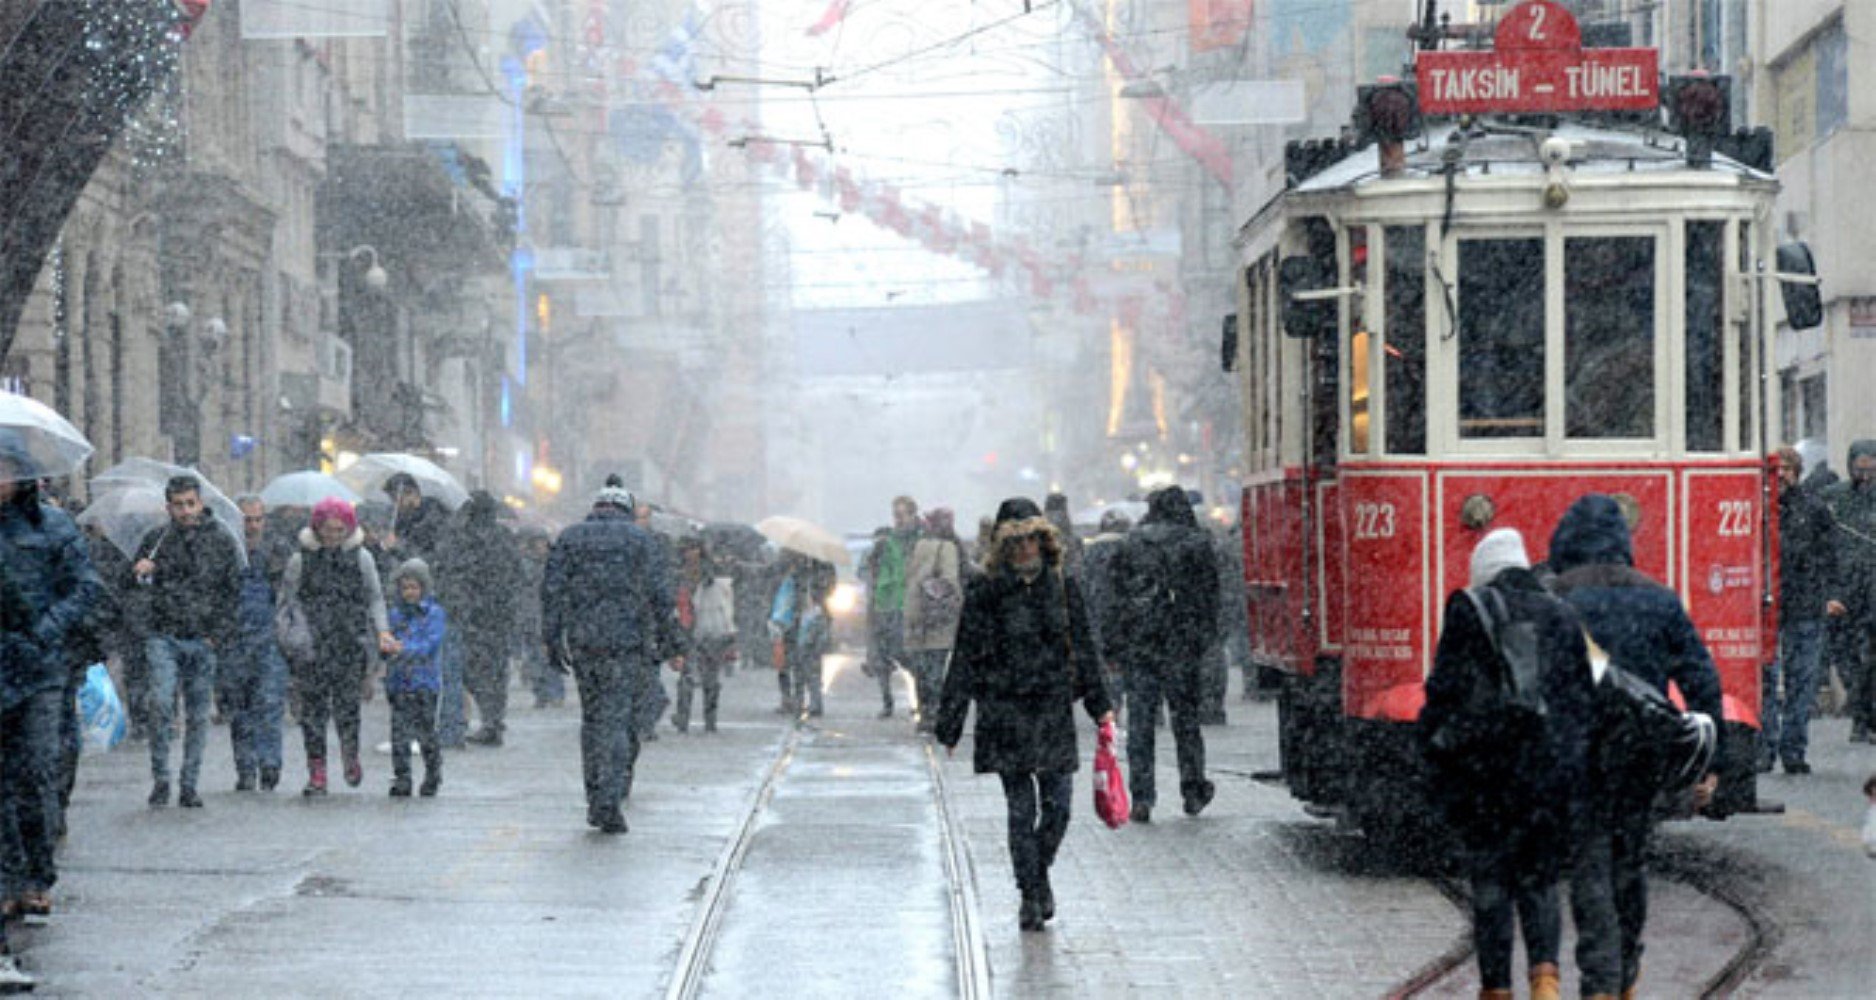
top-left (89, 458), bottom-right (246, 566)
top-left (260, 470), bottom-right (361, 508)
top-left (335, 453), bottom-right (469, 511)
top-left (647, 510), bottom-right (701, 541)
top-left (0, 390), bottom-right (93, 482)
top-left (75, 484), bottom-right (166, 560)
top-left (755, 515), bottom-right (850, 567)
top-left (703, 522), bottom-right (767, 559)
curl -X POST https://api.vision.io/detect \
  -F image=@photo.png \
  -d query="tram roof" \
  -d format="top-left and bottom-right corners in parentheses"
top-left (1292, 122), bottom-right (1773, 197)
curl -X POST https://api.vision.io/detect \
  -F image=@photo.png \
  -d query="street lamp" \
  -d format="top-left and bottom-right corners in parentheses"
top-left (322, 245), bottom-right (389, 290)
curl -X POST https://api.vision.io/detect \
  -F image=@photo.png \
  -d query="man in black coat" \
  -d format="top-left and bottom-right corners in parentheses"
top-left (1766, 446), bottom-right (1845, 773)
top-left (129, 475), bottom-right (241, 808)
top-left (540, 483), bottom-right (676, 834)
top-left (1822, 439), bottom-right (1876, 741)
top-left (1104, 485), bottom-right (1221, 821)
top-left (438, 491), bottom-right (524, 746)
top-left (936, 497), bottom-right (1114, 932)
top-left (1548, 494), bottom-right (1723, 999)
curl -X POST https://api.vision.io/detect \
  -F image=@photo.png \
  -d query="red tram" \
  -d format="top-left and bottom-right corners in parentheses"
top-left (1228, 1), bottom-right (1822, 839)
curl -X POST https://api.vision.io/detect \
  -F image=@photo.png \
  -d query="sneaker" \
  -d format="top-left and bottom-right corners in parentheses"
top-left (1183, 780), bottom-right (1216, 818)
top-left (1783, 759), bottom-right (1812, 775)
top-left (596, 807), bottom-right (628, 834)
top-left (178, 788), bottom-right (203, 809)
top-left (419, 773), bottom-right (440, 798)
top-left (0, 954), bottom-right (36, 993)
top-left (389, 776), bottom-right (412, 798)
top-left (1018, 894), bottom-right (1044, 932)
top-left (343, 756), bottom-right (363, 787)
top-left (234, 772), bottom-right (256, 792)
top-left (303, 763), bottom-right (328, 797)
top-left (16, 891), bottom-right (51, 918)
top-left (148, 781), bottom-right (170, 807)
top-left (260, 767), bottom-right (280, 792)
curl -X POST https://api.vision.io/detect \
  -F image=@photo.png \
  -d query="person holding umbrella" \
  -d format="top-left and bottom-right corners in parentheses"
top-left (129, 475), bottom-right (242, 808)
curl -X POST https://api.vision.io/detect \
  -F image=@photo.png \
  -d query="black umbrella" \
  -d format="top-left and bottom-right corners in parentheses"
top-left (703, 522), bottom-right (766, 559)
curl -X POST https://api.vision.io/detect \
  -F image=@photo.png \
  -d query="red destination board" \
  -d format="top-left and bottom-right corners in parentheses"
top-left (1416, 0), bottom-right (1659, 115)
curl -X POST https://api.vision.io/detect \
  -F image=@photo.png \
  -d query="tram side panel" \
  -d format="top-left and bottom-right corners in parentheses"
top-left (1244, 473), bottom-right (1340, 805)
top-left (1681, 468), bottom-right (1768, 815)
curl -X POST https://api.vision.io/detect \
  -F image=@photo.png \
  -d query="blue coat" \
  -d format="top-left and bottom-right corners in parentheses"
top-left (541, 508), bottom-right (675, 657)
top-left (385, 597), bottom-right (447, 694)
top-left (1, 498), bottom-right (105, 710)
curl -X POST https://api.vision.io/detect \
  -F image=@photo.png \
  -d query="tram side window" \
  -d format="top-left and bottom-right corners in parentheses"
top-left (1385, 226), bottom-right (1426, 454)
top-left (1686, 221), bottom-right (1725, 451)
top-left (1458, 238), bottom-right (1545, 438)
top-left (1566, 236), bottom-right (1656, 439)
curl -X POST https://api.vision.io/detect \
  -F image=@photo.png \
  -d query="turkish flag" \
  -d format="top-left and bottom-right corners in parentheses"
top-left (806, 0), bottom-right (852, 37)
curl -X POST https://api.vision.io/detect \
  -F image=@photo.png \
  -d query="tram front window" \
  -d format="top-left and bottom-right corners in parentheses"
top-left (1459, 238), bottom-right (1545, 438)
top-left (1566, 236), bottom-right (1656, 438)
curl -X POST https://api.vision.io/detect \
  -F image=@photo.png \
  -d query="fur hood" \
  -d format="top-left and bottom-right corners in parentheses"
top-left (299, 525), bottom-right (366, 552)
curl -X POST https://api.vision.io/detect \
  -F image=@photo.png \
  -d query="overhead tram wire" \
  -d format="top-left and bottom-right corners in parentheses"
top-left (817, 0), bottom-right (1063, 89)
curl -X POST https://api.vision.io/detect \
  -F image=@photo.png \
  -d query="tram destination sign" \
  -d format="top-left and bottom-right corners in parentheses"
top-left (1416, 0), bottom-right (1659, 115)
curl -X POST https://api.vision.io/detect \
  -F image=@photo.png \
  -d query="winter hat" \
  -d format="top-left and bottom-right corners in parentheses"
top-left (310, 497), bottom-right (358, 533)
top-left (593, 483), bottom-right (636, 512)
top-left (1547, 494), bottom-right (1634, 575)
top-left (1468, 527), bottom-right (1530, 589)
top-left (391, 558), bottom-right (433, 595)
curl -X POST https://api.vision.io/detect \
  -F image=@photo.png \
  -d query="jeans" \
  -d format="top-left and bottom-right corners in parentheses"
top-left (145, 636), bottom-right (217, 790)
top-left (1468, 845), bottom-right (1561, 990)
top-left (1, 688), bottom-right (65, 895)
top-left (869, 609), bottom-right (907, 708)
top-left (1570, 808), bottom-right (1653, 996)
top-left (573, 651), bottom-right (647, 813)
top-left (220, 634), bottom-right (287, 777)
top-left (388, 690), bottom-right (441, 781)
top-left (675, 638), bottom-right (730, 730)
top-left (787, 644), bottom-right (824, 716)
top-left (909, 649), bottom-right (949, 725)
top-left (1125, 662), bottom-right (1207, 809)
top-left (437, 630), bottom-right (468, 745)
top-left (1764, 618), bottom-right (1825, 764)
top-left (998, 771), bottom-right (1073, 895)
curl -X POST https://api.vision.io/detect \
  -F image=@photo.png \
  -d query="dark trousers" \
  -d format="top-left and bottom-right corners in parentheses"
top-left (463, 634), bottom-right (509, 735)
top-left (1125, 662), bottom-right (1207, 809)
top-left (675, 638), bottom-right (730, 730)
top-left (1570, 807), bottom-right (1652, 996)
top-left (57, 664), bottom-right (83, 825)
top-left (1468, 846), bottom-right (1561, 990)
top-left (1, 688), bottom-right (64, 896)
top-left (869, 609), bottom-right (906, 708)
top-left (997, 771), bottom-right (1073, 896)
top-left (1851, 624), bottom-right (1876, 729)
top-left (787, 643), bottom-right (824, 716)
top-left (298, 658), bottom-right (365, 766)
top-left (573, 651), bottom-right (647, 813)
top-left (220, 635), bottom-right (286, 777)
top-left (388, 690), bottom-right (441, 781)
top-left (909, 649), bottom-right (948, 725)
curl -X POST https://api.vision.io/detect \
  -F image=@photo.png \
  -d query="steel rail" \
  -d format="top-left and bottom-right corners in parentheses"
top-left (925, 743), bottom-right (993, 1000)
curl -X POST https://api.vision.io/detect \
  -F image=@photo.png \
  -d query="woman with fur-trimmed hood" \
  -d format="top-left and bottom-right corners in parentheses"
top-left (935, 497), bottom-right (1114, 933)
top-left (282, 498), bottom-right (391, 797)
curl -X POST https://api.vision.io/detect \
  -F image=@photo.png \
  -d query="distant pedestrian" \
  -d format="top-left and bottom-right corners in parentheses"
top-left (864, 496), bottom-right (921, 718)
top-left (1862, 774), bottom-right (1876, 858)
top-left (1764, 446), bottom-right (1845, 775)
top-left (540, 482), bottom-right (676, 834)
top-left (282, 498), bottom-right (392, 797)
top-left (674, 540), bottom-right (735, 734)
top-left (222, 496), bottom-right (290, 792)
top-left (769, 552), bottom-right (834, 719)
top-left (1043, 492), bottom-right (1082, 575)
top-left (1821, 439), bottom-right (1876, 741)
top-left (437, 491), bottom-right (523, 747)
top-left (129, 475), bottom-right (241, 809)
top-left (1420, 529), bottom-right (1596, 1000)
top-left (935, 497), bottom-right (1115, 932)
top-left (903, 508), bottom-right (964, 732)
top-left (1107, 486), bottom-right (1221, 822)
top-left (514, 527), bottom-right (562, 708)
top-left (0, 441), bottom-right (103, 928)
top-left (383, 559), bottom-right (446, 797)
top-left (1549, 494), bottom-right (1723, 1000)
top-left (1080, 510), bottom-right (1131, 712)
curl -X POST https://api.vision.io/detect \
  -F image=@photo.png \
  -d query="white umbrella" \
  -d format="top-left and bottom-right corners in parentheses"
top-left (0, 390), bottom-right (93, 482)
top-left (755, 515), bottom-right (851, 567)
top-left (89, 458), bottom-right (247, 566)
top-left (336, 453), bottom-right (469, 511)
top-left (75, 484), bottom-right (166, 560)
top-left (260, 470), bottom-right (361, 508)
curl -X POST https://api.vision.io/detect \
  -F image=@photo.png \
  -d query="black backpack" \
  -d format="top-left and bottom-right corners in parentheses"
top-left (1424, 585), bottom-right (1548, 767)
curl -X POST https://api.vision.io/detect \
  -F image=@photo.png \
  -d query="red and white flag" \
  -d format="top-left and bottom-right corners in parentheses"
top-left (805, 0), bottom-right (853, 37)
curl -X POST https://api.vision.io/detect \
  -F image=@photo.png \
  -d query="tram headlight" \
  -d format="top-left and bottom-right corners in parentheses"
top-left (1460, 494), bottom-right (1496, 530)
top-left (1543, 168), bottom-right (1570, 210)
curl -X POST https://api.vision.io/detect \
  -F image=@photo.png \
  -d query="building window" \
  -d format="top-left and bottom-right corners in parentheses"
top-left (1773, 18), bottom-right (1848, 160)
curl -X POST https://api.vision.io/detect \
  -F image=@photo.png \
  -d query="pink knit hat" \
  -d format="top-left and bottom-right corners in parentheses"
top-left (311, 497), bottom-right (358, 532)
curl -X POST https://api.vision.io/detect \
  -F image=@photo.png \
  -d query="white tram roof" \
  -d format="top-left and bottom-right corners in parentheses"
top-left (1292, 122), bottom-right (1772, 196)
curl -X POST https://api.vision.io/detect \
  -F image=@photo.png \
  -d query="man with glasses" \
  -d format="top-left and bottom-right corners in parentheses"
top-left (221, 496), bottom-right (290, 791)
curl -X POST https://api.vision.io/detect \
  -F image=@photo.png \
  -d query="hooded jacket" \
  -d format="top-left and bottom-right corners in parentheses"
top-left (1778, 474), bottom-right (1839, 624)
top-left (1548, 495), bottom-right (1724, 759)
top-left (129, 509), bottom-right (242, 647)
top-left (1, 492), bottom-right (104, 710)
top-left (385, 559), bottom-right (447, 694)
top-left (435, 491), bottom-right (523, 638)
top-left (283, 526), bottom-right (389, 658)
top-left (541, 506), bottom-right (675, 657)
top-left (1822, 439), bottom-right (1876, 621)
top-left (1105, 486), bottom-right (1221, 668)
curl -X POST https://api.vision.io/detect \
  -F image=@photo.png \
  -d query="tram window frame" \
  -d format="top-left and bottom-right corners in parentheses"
top-left (1685, 220), bottom-right (1727, 452)
top-left (1348, 226), bottom-right (1372, 456)
top-left (1455, 236), bottom-right (1547, 443)
top-left (1383, 225), bottom-right (1427, 455)
top-left (1565, 233), bottom-right (1660, 441)
top-left (1736, 220), bottom-right (1757, 453)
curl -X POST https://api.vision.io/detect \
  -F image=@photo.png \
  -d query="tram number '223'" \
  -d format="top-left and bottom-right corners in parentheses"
top-left (1353, 502), bottom-right (1398, 541)
top-left (1716, 499), bottom-right (1754, 538)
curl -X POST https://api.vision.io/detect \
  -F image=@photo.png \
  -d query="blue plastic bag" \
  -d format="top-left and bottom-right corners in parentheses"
top-left (78, 663), bottom-right (126, 751)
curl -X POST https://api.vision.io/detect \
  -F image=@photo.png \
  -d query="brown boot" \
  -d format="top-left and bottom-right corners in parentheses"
top-left (1478, 990), bottom-right (1513, 1000)
top-left (1529, 962), bottom-right (1561, 1000)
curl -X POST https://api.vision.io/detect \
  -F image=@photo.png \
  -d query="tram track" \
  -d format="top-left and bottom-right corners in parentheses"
top-left (662, 724), bottom-right (990, 1000)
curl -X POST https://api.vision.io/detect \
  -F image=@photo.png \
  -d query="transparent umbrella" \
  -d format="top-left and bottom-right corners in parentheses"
top-left (260, 470), bottom-right (362, 508)
top-left (75, 484), bottom-right (165, 560)
top-left (336, 453), bottom-right (469, 511)
top-left (88, 458), bottom-right (247, 566)
top-left (755, 515), bottom-right (851, 567)
top-left (0, 390), bottom-right (94, 482)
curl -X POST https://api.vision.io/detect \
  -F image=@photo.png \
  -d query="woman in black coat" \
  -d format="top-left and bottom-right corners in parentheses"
top-left (936, 498), bottom-right (1114, 932)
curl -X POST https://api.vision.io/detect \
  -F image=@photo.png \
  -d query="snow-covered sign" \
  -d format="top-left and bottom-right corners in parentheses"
top-left (1416, 0), bottom-right (1658, 115)
top-left (241, 0), bottom-right (389, 39)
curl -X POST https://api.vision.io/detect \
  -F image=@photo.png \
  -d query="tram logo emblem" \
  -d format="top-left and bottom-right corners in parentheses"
top-left (1707, 564), bottom-right (1753, 595)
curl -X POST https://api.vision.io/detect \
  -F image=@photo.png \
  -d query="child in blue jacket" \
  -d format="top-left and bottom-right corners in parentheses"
top-left (385, 559), bottom-right (447, 797)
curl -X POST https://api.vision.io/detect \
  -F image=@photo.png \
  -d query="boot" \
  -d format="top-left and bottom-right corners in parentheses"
top-left (260, 766), bottom-right (280, 791)
top-left (1018, 891), bottom-right (1044, 932)
top-left (1037, 869), bottom-right (1055, 921)
top-left (343, 753), bottom-right (363, 787)
top-left (1530, 962), bottom-right (1561, 1000)
top-left (303, 761), bottom-right (328, 797)
top-left (1478, 991), bottom-right (1513, 1000)
top-left (389, 774), bottom-right (413, 798)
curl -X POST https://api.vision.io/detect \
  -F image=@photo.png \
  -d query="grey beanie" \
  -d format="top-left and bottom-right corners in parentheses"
top-left (392, 558), bottom-right (433, 594)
